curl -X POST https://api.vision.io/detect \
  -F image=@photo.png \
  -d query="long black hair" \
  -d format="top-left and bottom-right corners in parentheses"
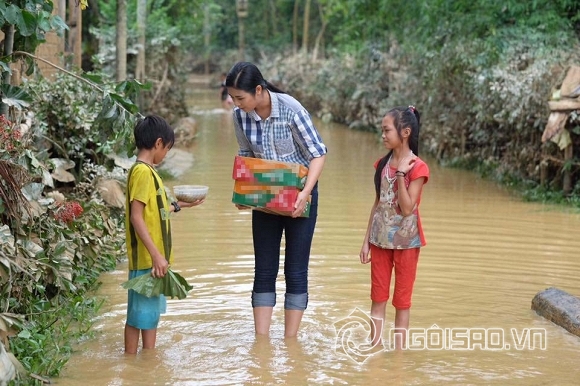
top-left (225, 62), bottom-right (286, 95)
top-left (373, 106), bottom-right (421, 199)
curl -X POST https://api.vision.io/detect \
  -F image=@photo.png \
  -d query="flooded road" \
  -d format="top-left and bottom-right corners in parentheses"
top-left (56, 83), bottom-right (580, 385)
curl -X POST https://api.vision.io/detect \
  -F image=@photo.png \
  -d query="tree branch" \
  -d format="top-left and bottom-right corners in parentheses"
top-left (12, 51), bottom-right (140, 118)
top-left (12, 51), bottom-right (104, 93)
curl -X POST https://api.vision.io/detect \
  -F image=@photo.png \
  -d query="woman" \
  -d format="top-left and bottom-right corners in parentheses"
top-left (226, 62), bottom-right (327, 337)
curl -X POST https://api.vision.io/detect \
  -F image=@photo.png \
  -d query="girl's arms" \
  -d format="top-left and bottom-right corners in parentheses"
top-left (395, 154), bottom-right (426, 216)
top-left (360, 198), bottom-right (379, 264)
top-left (397, 177), bottom-right (426, 216)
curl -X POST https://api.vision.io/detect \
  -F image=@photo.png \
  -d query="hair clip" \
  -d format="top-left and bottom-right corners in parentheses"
top-left (408, 105), bottom-right (416, 113)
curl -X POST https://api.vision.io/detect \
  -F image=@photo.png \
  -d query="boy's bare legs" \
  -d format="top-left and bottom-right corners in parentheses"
top-left (370, 301), bottom-right (387, 347)
top-left (124, 324), bottom-right (158, 353)
top-left (394, 308), bottom-right (410, 350)
top-left (124, 324), bottom-right (140, 354)
top-left (284, 310), bottom-right (303, 338)
top-left (254, 306), bottom-right (273, 335)
top-left (141, 328), bottom-right (158, 349)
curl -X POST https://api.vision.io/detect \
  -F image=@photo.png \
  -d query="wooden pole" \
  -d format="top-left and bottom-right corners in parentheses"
top-left (116, 0), bottom-right (127, 82)
top-left (67, 0), bottom-right (82, 69)
top-left (238, 18), bottom-right (245, 61)
top-left (563, 143), bottom-right (573, 194)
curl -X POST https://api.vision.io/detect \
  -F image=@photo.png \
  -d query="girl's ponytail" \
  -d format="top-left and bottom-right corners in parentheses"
top-left (374, 151), bottom-right (392, 199)
top-left (408, 106), bottom-right (420, 156)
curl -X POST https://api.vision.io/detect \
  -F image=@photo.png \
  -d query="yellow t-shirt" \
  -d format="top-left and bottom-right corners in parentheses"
top-left (125, 162), bottom-right (173, 270)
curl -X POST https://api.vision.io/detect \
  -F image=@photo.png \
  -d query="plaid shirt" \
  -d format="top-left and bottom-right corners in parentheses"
top-left (232, 92), bottom-right (327, 166)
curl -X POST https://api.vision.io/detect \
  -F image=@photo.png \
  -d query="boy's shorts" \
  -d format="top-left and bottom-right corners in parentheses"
top-left (126, 269), bottom-right (167, 330)
top-left (370, 245), bottom-right (420, 309)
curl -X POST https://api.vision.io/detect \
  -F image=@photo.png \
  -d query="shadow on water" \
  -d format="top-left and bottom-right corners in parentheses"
top-left (56, 83), bottom-right (580, 385)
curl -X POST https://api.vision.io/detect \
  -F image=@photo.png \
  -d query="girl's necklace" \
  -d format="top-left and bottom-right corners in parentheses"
top-left (384, 156), bottom-right (397, 207)
top-left (383, 151), bottom-right (414, 207)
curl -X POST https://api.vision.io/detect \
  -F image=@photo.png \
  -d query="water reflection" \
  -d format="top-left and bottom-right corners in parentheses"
top-left (56, 85), bottom-right (580, 385)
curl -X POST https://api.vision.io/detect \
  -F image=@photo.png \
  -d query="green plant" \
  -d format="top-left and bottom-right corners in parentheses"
top-left (24, 71), bottom-right (142, 181)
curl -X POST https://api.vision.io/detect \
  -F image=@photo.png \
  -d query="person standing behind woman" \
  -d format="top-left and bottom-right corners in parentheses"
top-left (225, 62), bottom-right (327, 337)
top-left (360, 106), bottom-right (429, 350)
top-left (220, 72), bottom-right (234, 109)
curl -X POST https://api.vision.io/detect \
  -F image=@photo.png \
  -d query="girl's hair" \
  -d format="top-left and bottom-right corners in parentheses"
top-left (374, 106), bottom-right (421, 199)
top-left (225, 62), bottom-right (286, 95)
top-left (134, 115), bottom-right (175, 150)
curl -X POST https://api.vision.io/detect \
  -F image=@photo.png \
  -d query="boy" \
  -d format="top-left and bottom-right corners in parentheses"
top-left (124, 115), bottom-right (203, 354)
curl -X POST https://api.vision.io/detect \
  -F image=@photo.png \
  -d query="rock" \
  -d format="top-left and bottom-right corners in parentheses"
top-left (173, 117), bottom-right (198, 146)
top-left (531, 287), bottom-right (580, 337)
top-left (348, 120), bottom-right (369, 130)
top-left (96, 179), bottom-right (125, 208)
top-left (0, 342), bottom-right (16, 386)
top-left (320, 112), bottom-right (333, 123)
top-left (541, 111), bottom-right (569, 143)
top-left (50, 158), bottom-right (76, 183)
top-left (560, 65), bottom-right (580, 98)
top-left (157, 148), bottom-right (194, 178)
top-left (107, 153), bottom-right (136, 170)
top-left (46, 190), bottom-right (66, 204)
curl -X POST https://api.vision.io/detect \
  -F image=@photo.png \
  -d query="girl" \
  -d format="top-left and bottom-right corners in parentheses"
top-left (360, 106), bottom-right (429, 350)
top-left (225, 62), bottom-right (327, 337)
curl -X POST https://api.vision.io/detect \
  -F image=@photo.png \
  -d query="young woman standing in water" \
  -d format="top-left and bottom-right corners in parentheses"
top-left (226, 61), bottom-right (327, 337)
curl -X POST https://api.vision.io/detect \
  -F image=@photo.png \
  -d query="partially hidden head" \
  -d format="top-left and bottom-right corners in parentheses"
top-left (384, 105), bottom-right (421, 156)
top-left (225, 62), bottom-right (285, 95)
top-left (134, 115), bottom-right (175, 150)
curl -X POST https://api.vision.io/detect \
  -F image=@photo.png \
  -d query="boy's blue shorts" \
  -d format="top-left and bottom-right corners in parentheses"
top-left (126, 269), bottom-right (167, 330)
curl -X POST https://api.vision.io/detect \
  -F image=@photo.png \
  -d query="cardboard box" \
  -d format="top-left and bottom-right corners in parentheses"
top-left (232, 156), bottom-right (310, 217)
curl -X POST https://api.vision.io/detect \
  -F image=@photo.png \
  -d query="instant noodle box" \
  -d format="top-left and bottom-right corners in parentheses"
top-left (232, 156), bottom-right (311, 217)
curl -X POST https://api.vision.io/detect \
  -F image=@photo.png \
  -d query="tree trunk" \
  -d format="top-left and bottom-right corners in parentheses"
top-left (238, 17), bottom-right (245, 61)
top-left (67, 0), bottom-right (82, 69)
top-left (116, 0), bottom-right (127, 82)
top-left (292, 0), bottom-right (299, 54)
top-left (204, 3), bottom-right (210, 75)
top-left (135, 0), bottom-right (147, 82)
top-left (302, 0), bottom-right (311, 54)
top-left (58, 0), bottom-right (66, 20)
top-left (269, 0), bottom-right (277, 40)
top-left (563, 144), bottom-right (573, 194)
top-left (312, 2), bottom-right (327, 62)
top-left (0, 25), bottom-right (15, 116)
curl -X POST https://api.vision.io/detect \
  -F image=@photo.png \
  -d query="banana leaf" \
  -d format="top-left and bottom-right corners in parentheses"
top-left (121, 269), bottom-right (193, 300)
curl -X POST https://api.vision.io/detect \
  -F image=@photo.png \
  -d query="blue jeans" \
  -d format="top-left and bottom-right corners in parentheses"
top-left (251, 186), bottom-right (318, 311)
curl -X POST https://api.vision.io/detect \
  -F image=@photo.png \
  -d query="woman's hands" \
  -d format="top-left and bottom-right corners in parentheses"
top-left (291, 190), bottom-right (310, 218)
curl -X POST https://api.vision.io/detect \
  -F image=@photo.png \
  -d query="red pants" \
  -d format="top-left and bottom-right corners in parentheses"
top-left (370, 245), bottom-right (420, 309)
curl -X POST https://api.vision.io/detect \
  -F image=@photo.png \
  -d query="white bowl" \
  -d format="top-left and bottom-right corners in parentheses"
top-left (173, 185), bottom-right (209, 202)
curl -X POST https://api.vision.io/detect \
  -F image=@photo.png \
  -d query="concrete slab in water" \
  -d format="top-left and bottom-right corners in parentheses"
top-left (531, 287), bottom-right (580, 337)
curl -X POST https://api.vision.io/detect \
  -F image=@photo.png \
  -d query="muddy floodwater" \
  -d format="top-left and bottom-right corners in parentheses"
top-left (57, 84), bottom-right (580, 385)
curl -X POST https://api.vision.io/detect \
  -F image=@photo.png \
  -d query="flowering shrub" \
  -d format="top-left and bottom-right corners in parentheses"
top-left (53, 201), bottom-right (84, 223)
top-left (0, 115), bottom-right (22, 159)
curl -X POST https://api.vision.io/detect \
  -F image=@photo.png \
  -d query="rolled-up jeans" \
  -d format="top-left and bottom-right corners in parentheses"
top-left (251, 185), bottom-right (318, 311)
